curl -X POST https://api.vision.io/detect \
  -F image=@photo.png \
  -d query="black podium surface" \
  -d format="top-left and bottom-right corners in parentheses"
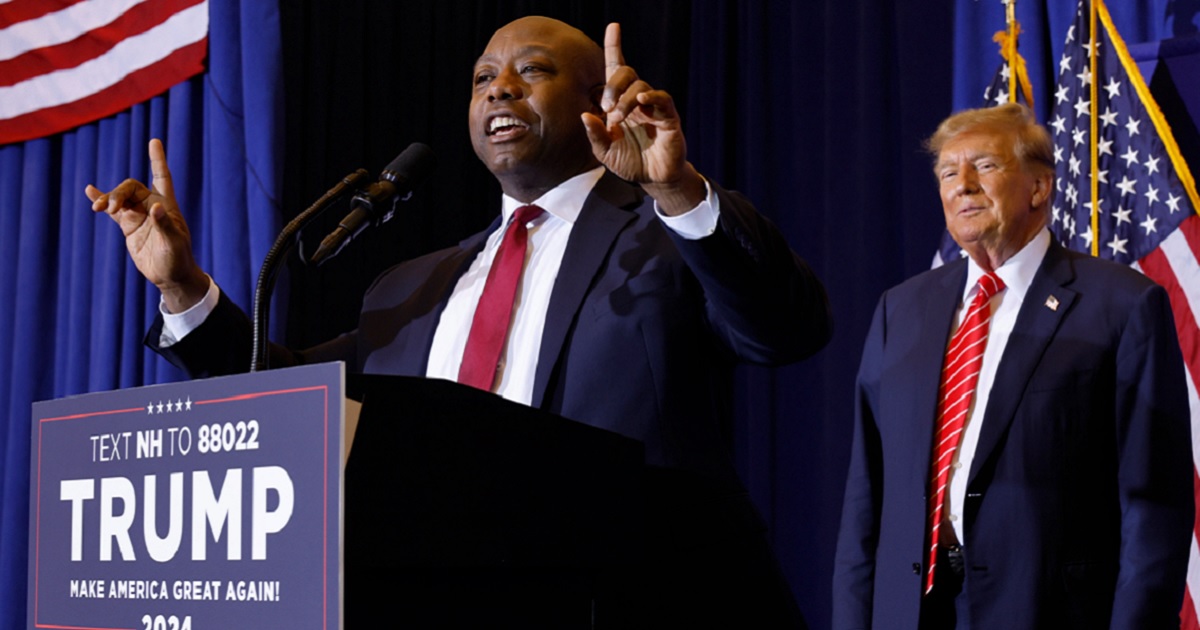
top-left (342, 374), bottom-right (644, 627)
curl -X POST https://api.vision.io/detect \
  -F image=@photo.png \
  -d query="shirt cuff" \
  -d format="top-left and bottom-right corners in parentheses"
top-left (655, 178), bottom-right (720, 240)
top-left (158, 277), bottom-right (220, 347)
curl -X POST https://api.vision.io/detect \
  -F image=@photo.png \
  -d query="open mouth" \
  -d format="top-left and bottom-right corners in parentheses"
top-left (487, 115), bottom-right (529, 139)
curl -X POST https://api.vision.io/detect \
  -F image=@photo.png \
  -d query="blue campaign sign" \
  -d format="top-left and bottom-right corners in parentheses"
top-left (27, 362), bottom-right (345, 630)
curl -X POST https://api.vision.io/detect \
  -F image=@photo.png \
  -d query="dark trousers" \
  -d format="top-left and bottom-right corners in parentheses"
top-left (919, 544), bottom-right (967, 630)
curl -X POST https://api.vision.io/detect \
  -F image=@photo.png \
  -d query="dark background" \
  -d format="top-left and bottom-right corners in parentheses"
top-left (277, 1), bottom-right (955, 626)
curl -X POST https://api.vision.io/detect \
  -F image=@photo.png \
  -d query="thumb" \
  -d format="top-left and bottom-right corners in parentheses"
top-left (148, 202), bottom-right (181, 238)
top-left (580, 112), bottom-right (612, 157)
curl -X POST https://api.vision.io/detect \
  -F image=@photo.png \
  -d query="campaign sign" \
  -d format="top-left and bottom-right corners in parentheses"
top-left (27, 362), bottom-right (344, 630)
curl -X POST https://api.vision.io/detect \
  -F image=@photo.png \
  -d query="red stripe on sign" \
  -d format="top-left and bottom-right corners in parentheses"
top-left (0, 0), bottom-right (204, 88)
top-left (0, 0), bottom-right (86, 28)
top-left (0, 39), bottom-right (205, 144)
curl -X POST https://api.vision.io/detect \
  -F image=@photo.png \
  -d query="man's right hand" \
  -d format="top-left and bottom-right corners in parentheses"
top-left (86, 138), bottom-right (209, 313)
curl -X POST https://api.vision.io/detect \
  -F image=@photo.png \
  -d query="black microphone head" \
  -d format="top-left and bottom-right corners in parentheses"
top-left (381, 142), bottom-right (435, 186)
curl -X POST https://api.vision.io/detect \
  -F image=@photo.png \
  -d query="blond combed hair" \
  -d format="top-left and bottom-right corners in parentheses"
top-left (925, 103), bottom-right (1054, 177)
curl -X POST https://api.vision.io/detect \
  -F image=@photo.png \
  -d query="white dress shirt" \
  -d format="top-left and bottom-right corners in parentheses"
top-left (161, 167), bottom-right (720, 408)
top-left (944, 228), bottom-right (1050, 545)
top-left (426, 167), bottom-right (718, 405)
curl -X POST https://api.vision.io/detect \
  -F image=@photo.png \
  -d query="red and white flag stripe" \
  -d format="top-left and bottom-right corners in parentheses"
top-left (0, 0), bottom-right (208, 145)
top-left (1133, 214), bottom-right (1200, 627)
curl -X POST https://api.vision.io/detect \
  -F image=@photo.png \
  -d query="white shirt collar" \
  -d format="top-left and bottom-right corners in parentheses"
top-left (963, 228), bottom-right (1051, 305)
top-left (500, 166), bottom-right (605, 226)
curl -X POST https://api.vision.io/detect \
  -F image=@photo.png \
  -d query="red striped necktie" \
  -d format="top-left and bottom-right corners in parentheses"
top-left (457, 204), bottom-right (545, 392)
top-left (924, 271), bottom-right (1005, 594)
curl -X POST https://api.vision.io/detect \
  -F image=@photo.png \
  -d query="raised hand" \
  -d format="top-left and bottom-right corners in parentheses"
top-left (86, 138), bottom-right (208, 312)
top-left (580, 23), bottom-right (706, 215)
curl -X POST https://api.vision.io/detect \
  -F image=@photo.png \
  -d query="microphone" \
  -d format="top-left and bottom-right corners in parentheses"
top-left (309, 142), bottom-right (434, 265)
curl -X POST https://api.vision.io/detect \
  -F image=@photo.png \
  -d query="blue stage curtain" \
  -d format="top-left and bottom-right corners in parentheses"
top-left (0, 2), bottom-right (282, 627)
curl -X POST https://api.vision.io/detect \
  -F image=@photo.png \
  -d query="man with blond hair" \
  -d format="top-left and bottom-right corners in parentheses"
top-left (833, 103), bottom-right (1192, 629)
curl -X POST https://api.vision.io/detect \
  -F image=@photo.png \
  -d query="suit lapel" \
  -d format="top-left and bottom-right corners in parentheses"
top-left (530, 172), bottom-right (640, 407)
top-left (390, 225), bottom-right (495, 375)
top-left (967, 241), bottom-right (1077, 486)
top-left (906, 264), bottom-right (969, 469)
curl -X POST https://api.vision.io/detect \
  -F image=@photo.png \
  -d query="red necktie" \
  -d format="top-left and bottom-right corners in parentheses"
top-left (457, 204), bottom-right (544, 391)
top-left (925, 271), bottom-right (1005, 594)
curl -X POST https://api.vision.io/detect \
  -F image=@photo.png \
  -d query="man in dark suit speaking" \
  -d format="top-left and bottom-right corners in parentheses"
top-left (833, 103), bottom-right (1193, 629)
top-left (88, 16), bottom-right (831, 627)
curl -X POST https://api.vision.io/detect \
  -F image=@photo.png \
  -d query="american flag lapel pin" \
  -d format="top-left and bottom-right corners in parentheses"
top-left (1045, 295), bottom-right (1059, 311)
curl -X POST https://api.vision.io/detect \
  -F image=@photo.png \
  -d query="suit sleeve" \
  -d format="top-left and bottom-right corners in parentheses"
top-left (665, 183), bottom-right (833, 365)
top-left (145, 290), bottom-right (358, 378)
top-left (1109, 283), bottom-right (1194, 628)
top-left (830, 293), bottom-right (887, 630)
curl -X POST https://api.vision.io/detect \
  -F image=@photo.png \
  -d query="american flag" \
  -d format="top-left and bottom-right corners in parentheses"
top-left (1049, 0), bottom-right (1200, 625)
top-left (0, 0), bottom-right (208, 145)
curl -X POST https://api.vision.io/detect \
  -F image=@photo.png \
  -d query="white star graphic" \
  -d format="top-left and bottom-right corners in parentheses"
top-left (1120, 147), bottom-right (1139, 167)
top-left (185, 397), bottom-right (193, 411)
top-left (1097, 137), bottom-right (1113, 156)
top-left (1066, 183), bottom-right (1079, 207)
top-left (1067, 24), bottom-right (1076, 44)
top-left (175, 399), bottom-right (184, 412)
top-left (1103, 76), bottom-right (1121, 99)
top-left (1055, 84), bottom-right (1070, 105)
top-left (1052, 205), bottom-right (1062, 224)
top-left (1112, 206), bottom-right (1132, 225)
top-left (156, 402), bottom-right (164, 414)
top-left (1072, 128), bottom-right (1087, 147)
top-left (1001, 63), bottom-right (1011, 81)
top-left (1166, 193), bottom-right (1182, 213)
top-left (1059, 53), bottom-right (1072, 76)
top-left (1141, 215), bottom-right (1158, 234)
top-left (1085, 198), bottom-right (1105, 215)
top-left (1069, 154), bottom-right (1082, 176)
top-left (1054, 145), bottom-right (1064, 164)
top-left (147, 402), bottom-right (155, 415)
top-left (1144, 155), bottom-right (1160, 175)
top-left (1050, 115), bottom-right (1067, 135)
top-left (1099, 108), bottom-right (1118, 127)
top-left (1115, 175), bottom-right (1137, 197)
top-left (1107, 234), bottom-right (1128, 256)
top-left (1125, 116), bottom-right (1141, 136)
top-left (992, 89), bottom-right (1008, 107)
top-left (1076, 68), bottom-right (1092, 87)
top-left (1073, 96), bottom-right (1091, 118)
top-left (1145, 184), bottom-right (1160, 205)
top-left (1080, 225), bottom-right (1093, 249)
top-left (1097, 169), bottom-right (1109, 184)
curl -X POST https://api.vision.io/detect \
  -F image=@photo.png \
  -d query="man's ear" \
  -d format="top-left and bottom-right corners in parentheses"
top-left (1031, 171), bottom-right (1053, 208)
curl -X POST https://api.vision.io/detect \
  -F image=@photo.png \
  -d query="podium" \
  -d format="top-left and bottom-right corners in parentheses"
top-left (343, 374), bottom-right (645, 627)
top-left (29, 365), bottom-right (796, 629)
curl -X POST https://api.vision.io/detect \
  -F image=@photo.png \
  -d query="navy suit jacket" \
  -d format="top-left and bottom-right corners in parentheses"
top-left (152, 170), bottom-right (832, 513)
top-left (832, 238), bottom-right (1193, 629)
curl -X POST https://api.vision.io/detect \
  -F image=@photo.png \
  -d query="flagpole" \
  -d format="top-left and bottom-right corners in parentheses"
top-left (1006, 0), bottom-right (1017, 103)
top-left (1089, 0), bottom-right (1100, 256)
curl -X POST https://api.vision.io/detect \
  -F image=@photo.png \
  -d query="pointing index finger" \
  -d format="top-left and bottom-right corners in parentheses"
top-left (148, 138), bottom-right (174, 200)
top-left (604, 23), bottom-right (624, 81)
